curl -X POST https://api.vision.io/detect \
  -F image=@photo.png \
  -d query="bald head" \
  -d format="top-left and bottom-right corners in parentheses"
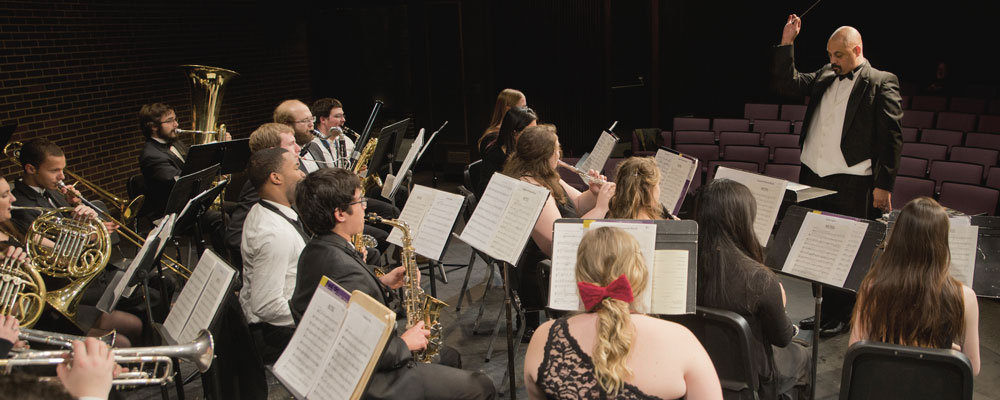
top-left (273, 99), bottom-right (315, 145)
top-left (826, 26), bottom-right (865, 76)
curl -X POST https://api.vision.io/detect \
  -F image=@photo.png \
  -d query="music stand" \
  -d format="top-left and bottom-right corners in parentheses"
top-left (366, 118), bottom-right (410, 182)
top-left (173, 179), bottom-right (229, 257)
top-left (180, 139), bottom-right (250, 177)
top-left (764, 205), bottom-right (887, 400)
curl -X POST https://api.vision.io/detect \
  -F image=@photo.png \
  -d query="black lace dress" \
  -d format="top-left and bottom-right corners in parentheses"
top-left (536, 318), bottom-right (675, 400)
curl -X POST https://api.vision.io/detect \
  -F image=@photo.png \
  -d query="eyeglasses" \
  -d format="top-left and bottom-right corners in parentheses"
top-left (348, 197), bottom-right (368, 207)
top-left (160, 117), bottom-right (177, 124)
top-left (295, 116), bottom-right (316, 125)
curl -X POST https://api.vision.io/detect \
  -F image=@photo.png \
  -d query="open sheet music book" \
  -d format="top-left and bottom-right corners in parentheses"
top-left (948, 217), bottom-right (979, 288)
top-left (273, 277), bottom-right (396, 400)
top-left (459, 173), bottom-right (550, 265)
top-left (655, 148), bottom-right (699, 215)
top-left (387, 184), bottom-right (464, 260)
top-left (714, 166), bottom-right (788, 246)
top-left (548, 220), bottom-right (692, 315)
top-left (161, 249), bottom-right (237, 344)
top-left (577, 130), bottom-right (619, 174)
top-left (781, 211), bottom-right (868, 287)
top-left (382, 128), bottom-right (425, 199)
top-left (98, 214), bottom-right (176, 313)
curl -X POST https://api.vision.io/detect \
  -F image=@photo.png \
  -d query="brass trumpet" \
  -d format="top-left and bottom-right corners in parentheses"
top-left (0, 329), bottom-right (215, 386)
top-left (557, 160), bottom-right (608, 185)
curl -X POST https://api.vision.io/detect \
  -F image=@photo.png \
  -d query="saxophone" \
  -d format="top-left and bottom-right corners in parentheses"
top-left (364, 213), bottom-right (448, 363)
top-left (352, 138), bottom-right (383, 193)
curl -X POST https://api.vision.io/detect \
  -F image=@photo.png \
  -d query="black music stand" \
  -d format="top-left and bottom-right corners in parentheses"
top-left (180, 139), bottom-right (250, 177)
top-left (366, 118), bottom-right (410, 183)
top-left (172, 179), bottom-right (228, 258)
top-left (764, 205), bottom-right (887, 400)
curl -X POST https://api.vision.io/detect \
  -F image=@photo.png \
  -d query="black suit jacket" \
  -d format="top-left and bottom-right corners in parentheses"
top-left (771, 45), bottom-right (903, 191)
top-left (138, 139), bottom-right (188, 219)
top-left (290, 233), bottom-right (418, 399)
top-left (10, 179), bottom-right (71, 234)
top-left (298, 139), bottom-right (331, 173)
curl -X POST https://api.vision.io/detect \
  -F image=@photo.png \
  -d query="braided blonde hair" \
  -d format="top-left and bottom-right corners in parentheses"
top-left (575, 227), bottom-right (649, 396)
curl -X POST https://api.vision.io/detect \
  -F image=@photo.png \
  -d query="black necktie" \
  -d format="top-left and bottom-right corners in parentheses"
top-left (41, 191), bottom-right (56, 208)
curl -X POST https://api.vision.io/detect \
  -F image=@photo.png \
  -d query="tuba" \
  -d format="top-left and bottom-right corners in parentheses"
top-left (364, 213), bottom-right (447, 363)
top-left (177, 65), bottom-right (239, 145)
top-left (0, 251), bottom-right (47, 328)
top-left (22, 206), bottom-right (111, 324)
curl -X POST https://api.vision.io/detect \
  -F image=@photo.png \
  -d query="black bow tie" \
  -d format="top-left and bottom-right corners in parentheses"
top-left (838, 71), bottom-right (854, 81)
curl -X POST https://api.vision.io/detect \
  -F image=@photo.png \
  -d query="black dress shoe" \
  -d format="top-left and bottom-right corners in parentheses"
top-left (799, 316), bottom-right (816, 330)
top-left (819, 320), bottom-right (847, 338)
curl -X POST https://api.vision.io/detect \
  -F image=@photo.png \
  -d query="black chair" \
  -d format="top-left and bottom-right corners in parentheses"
top-left (840, 340), bottom-right (973, 400)
top-left (467, 159), bottom-right (484, 198)
top-left (662, 306), bottom-right (759, 400)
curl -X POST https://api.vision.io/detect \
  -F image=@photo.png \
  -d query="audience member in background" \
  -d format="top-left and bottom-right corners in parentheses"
top-left (850, 197), bottom-right (980, 376)
top-left (503, 124), bottom-right (614, 335)
top-left (477, 106), bottom-right (537, 198)
top-left (478, 88), bottom-right (526, 157)
top-left (606, 157), bottom-right (667, 220)
top-left (922, 61), bottom-right (953, 95)
top-left (524, 227), bottom-right (722, 400)
top-left (695, 179), bottom-right (811, 399)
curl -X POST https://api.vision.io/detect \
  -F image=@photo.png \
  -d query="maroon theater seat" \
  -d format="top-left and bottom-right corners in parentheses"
top-left (938, 182), bottom-right (998, 216)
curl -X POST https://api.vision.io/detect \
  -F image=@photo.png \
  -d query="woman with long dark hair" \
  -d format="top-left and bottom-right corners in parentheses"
top-left (477, 106), bottom-right (537, 198)
top-left (694, 179), bottom-right (810, 399)
top-left (851, 197), bottom-right (980, 376)
top-left (477, 88), bottom-right (526, 155)
top-left (524, 227), bottom-right (721, 399)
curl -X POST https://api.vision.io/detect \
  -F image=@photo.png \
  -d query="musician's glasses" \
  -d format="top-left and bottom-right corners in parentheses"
top-left (348, 197), bottom-right (368, 208)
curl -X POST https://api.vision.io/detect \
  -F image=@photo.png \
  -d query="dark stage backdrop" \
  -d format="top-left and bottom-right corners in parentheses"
top-left (3, 0), bottom-right (998, 188)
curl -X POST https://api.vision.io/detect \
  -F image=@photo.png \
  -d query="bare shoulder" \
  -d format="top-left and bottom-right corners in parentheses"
top-left (520, 176), bottom-right (543, 186)
top-left (962, 284), bottom-right (978, 304)
top-left (633, 315), bottom-right (697, 342)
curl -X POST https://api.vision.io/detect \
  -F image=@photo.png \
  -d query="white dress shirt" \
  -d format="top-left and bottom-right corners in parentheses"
top-left (239, 200), bottom-right (306, 327)
top-left (800, 70), bottom-right (873, 178)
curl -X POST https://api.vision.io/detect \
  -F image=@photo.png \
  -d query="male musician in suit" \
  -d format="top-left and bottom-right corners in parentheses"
top-left (772, 16), bottom-right (903, 336)
top-left (312, 97), bottom-right (355, 159)
top-left (273, 99), bottom-right (333, 173)
top-left (137, 103), bottom-right (188, 222)
top-left (290, 168), bottom-right (496, 400)
top-left (240, 147), bottom-right (307, 362)
top-left (10, 138), bottom-right (103, 234)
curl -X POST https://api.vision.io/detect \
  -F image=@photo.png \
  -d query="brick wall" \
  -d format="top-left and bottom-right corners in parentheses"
top-left (0, 0), bottom-right (313, 198)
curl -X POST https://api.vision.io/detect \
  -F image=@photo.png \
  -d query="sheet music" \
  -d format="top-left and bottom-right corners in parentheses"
top-left (179, 252), bottom-right (235, 343)
top-left (589, 221), bottom-right (657, 312)
top-left (460, 173), bottom-right (549, 264)
top-left (162, 241), bottom-right (213, 340)
top-left (655, 149), bottom-right (698, 215)
top-left (308, 302), bottom-right (387, 400)
top-left (102, 215), bottom-right (171, 313)
top-left (650, 250), bottom-right (689, 315)
top-left (948, 220), bottom-right (979, 288)
top-left (274, 280), bottom-right (350, 397)
top-left (714, 167), bottom-right (788, 246)
top-left (387, 185), bottom-right (464, 260)
top-left (548, 223), bottom-right (586, 310)
top-left (577, 131), bottom-right (618, 174)
top-left (782, 212), bottom-right (868, 287)
top-left (382, 128), bottom-right (424, 199)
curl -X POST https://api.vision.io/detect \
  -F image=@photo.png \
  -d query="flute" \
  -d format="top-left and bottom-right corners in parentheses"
top-left (557, 160), bottom-right (607, 185)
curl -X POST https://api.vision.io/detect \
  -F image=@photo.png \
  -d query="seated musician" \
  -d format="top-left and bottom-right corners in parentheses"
top-left (274, 99), bottom-right (400, 254)
top-left (477, 88), bottom-right (526, 157)
top-left (606, 156), bottom-right (666, 220)
top-left (311, 97), bottom-right (354, 162)
top-left (850, 197), bottom-right (980, 376)
top-left (239, 148), bottom-right (307, 363)
top-left (477, 106), bottom-right (537, 199)
top-left (289, 168), bottom-right (496, 400)
top-left (0, 334), bottom-right (119, 400)
top-left (502, 124), bottom-right (614, 334)
top-left (5, 146), bottom-right (143, 347)
top-left (694, 179), bottom-right (810, 399)
top-left (523, 227), bottom-right (722, 399)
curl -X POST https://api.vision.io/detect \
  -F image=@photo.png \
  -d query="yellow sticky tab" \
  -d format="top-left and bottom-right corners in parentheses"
top-left (582, 220), bottom-right (594, 228)
top-left (811, 210), bottom-right (823, 215)
top-left (319, 276), bottom-right (330, 287)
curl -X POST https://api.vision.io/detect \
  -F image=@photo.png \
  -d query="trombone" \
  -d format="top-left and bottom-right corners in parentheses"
top-left (0, 329), bottom-right (214, 386)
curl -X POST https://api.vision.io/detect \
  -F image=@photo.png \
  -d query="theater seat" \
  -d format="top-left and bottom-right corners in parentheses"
top-left (840, 341), bottom-right (973, 400)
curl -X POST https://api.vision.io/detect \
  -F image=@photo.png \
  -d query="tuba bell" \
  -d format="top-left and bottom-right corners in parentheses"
top-left (0, 250), bottom-right (47, 328)
top-left (177, 65), bottom-right (239, 145)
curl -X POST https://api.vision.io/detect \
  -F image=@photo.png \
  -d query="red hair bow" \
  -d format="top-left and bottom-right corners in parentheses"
top-left (577, 274), bottom-right (634, 311)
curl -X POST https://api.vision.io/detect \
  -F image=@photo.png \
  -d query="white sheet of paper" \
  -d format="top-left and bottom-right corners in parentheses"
top-left (307, 302), bottom-right (388, 400)
top-left (387, 185), bottom-right (464, 260)
top-left (578, 132), bottom-right (618, 174)
top-left (714, 167), bottom-right (788, 246)
top-left (488, 183), bottom-right (550, 263)
top-left (655, 149), bottom-right (698, 215)
top-left (948, 220), bottom-right (979, 288)
top-left (588, 221), bottom-right (657, 312)
top-left (459, 173), bottom-right (515, 256)
top-left (274, 283), bottom-right (349, 397)
top-left (650, 249), bottom-right (689, 315)
top-left (782, 212), bottom-right (868, 287)
top-left (180, 253), bottom-right (234, 343)
top-left (382, 128), bottom-right (424, 199)
top-left (548, 223), bottom-right (586, 311)
top-left (162, 243), bottom-right (213, 341)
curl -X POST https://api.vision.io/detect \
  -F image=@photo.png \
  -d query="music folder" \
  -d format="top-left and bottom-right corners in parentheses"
top-left (272, 277), bottom-right (396, 400)
top-left (765, 205), bottom-right (886, 292)
top-left (655, 147), bottom-right (699, 216)
top-left (576, 130), bottom-right (620, 175)
top-left (547, 219), bottom-right (698, 315)
top-left (458, 172), bottom-right (550, 266)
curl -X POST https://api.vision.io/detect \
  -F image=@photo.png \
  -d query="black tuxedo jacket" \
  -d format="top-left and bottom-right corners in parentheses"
top-left (290, 233), bottom-right (419, 399)
top-left (10, 179), bottom-right (71, 234)
top-left (298, 139), bottom-right (330, 173)
top-left (771, 45), bottom-right (903, 191)
top-left (138, 139), bottom-right (188, 219)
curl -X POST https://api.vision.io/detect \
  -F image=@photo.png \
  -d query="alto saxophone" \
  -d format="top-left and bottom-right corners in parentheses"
top-left (364, 213), bottom-right (448, 363)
